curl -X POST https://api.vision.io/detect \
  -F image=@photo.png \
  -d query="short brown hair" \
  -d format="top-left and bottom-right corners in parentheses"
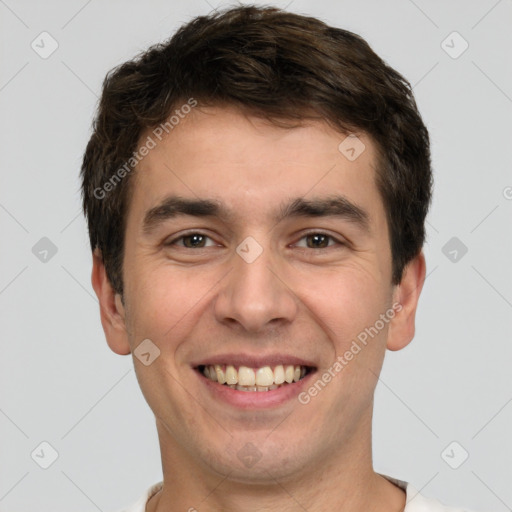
top-left (81, 5), bottom-right (432, 296)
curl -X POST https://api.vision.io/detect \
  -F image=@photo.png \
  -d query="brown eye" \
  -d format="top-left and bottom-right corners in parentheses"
top-left (182, 234), bottom-right (207, 248)
top-left (305, 233), bottom-right (331, 248)
top-left (167, 233), bottom-right (216, 248)
top-left (293, 231), bottom-right (345, 251)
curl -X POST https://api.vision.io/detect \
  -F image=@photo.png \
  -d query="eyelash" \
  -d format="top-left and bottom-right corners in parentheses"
top-left (166, 231), bottom-right (344, 249)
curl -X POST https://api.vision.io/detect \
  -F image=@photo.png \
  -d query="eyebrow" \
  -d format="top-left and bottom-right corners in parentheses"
top-left (142, 194), bottom-right (370, 235)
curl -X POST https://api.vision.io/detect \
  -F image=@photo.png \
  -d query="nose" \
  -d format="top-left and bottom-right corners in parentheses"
top-left (214, 240), bottom-right (298, 333)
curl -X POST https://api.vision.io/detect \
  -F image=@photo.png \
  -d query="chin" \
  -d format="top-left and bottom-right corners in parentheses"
top-left (195, 432), bottom-right (317, 485)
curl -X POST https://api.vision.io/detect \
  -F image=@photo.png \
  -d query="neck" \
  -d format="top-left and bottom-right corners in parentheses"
top-left (147, 412), bottom-right (405, 512)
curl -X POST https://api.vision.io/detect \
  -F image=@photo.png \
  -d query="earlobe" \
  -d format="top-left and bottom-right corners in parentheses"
top-left (386, 251), bottom-right (426, 351)
top-left (91, 249), bottom-right (131, 355)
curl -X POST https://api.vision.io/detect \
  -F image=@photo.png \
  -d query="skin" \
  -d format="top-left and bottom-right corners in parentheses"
top-left (91, 105), bottom-right (425, 512)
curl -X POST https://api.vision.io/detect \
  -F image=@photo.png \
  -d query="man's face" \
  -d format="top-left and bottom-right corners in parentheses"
top-left (103, 106), bottom-right (410, 482)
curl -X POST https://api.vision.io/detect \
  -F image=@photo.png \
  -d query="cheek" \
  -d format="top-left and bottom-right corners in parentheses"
top-left (291, 267), bottom-right (391, 434)
top-left (301, 267), bottom-right (392, 407)
top-left (124, 262), bottom-right (217, 347)
top-left (293, 264), bottom-right (390, 352)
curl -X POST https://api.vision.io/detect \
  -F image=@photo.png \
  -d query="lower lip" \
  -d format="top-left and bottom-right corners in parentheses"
top-left (196, 369), bottom-right (315, 409)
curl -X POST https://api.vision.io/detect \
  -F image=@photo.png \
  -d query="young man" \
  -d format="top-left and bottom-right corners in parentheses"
top-left (81, 5), bottom-right (473, 512)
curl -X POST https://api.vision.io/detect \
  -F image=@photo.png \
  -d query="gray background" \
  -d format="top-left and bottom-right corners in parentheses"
top-left (1, 0), bottom-right (511, 510)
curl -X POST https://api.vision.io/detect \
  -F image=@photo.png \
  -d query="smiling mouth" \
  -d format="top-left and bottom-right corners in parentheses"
top-left (197, 364), bottom-right (314, 392)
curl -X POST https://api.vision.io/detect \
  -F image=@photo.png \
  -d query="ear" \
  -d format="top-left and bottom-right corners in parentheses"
top-left (386, 251), bottom-right (426, 351)
top-left (91, 249), bottom-right (131, 355)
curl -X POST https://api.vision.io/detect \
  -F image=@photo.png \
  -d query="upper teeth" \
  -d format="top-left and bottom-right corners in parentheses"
top-left (203, 364), bottom-right (306, 387)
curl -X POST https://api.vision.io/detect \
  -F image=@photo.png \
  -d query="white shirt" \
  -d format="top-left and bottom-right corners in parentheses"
top-left (117, 475), bottom-right (474, 512)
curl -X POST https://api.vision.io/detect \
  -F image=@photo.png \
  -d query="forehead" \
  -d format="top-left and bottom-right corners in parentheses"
top-left (130, 105), bottom-right (384, 227)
